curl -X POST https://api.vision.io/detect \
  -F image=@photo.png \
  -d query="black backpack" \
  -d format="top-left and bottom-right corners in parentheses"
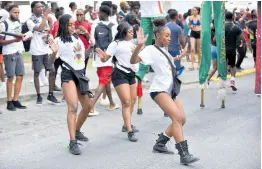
top-left (0, 21), bottom-right (8, 54)
top-left (94, 22), bottom-right (114, 51)
top-left (21, 21), bottom-right (31, 52)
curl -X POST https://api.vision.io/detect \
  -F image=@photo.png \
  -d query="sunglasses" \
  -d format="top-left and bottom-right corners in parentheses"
top-left (76, 14), bottom-right (84, 16)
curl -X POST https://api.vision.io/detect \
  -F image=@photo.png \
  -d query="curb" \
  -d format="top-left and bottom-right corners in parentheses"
top-left (210, 68), bottom-right (255, 82)
top-left (0, 68), bottom-right (255, 106)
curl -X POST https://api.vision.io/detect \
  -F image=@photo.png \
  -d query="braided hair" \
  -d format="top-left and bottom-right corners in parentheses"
top-left (57, 14), bottom-right (78, 43)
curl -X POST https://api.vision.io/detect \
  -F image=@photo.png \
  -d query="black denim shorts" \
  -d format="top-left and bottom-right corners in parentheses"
top-left (111, 68), bottom-right (136, 87)
top-left (150, 91), bottom-right (168, 100)
top-left (61, 67), bottom-right (85, 86)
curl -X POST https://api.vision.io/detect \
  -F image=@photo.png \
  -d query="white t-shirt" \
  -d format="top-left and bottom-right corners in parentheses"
top-left (106, 40), bottom-right (139, 73)
top-left (85, 12), bottom-right (94, 24)
top-left (68, 10), bottom-right (77, 21)
top-left (56, 35), bottom-right (85, 70)
top-left (0, 18), bottom-right (24, 55)
top-left (91, 20), bottom-right (118, 67)
top-left (0, 9), bottom-right (9, 22)
top-left (48, 13), bottom-right (57, 25)
top-left (27, 16), bottom-right (51, 55)
top-left (139, 45), bottom-right (174, 93)
top-left (110, 16), bottom-right (118, 25)
top-left (140, 1), bottom-right (165, 18)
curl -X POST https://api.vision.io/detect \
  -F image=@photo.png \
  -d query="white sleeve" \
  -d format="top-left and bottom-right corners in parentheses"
top-left (55, 38), bottom-right (60, 58)
top-left (27, 19), bottom-right (36, 31)
top-left (111, 24), bottom-right (118, 40)
top-left (106, 41), bottom-right (117, 56)
top-left (139, 46), bottom-right (154, 65)
top-left (90, 23), bottom-right (97, 45)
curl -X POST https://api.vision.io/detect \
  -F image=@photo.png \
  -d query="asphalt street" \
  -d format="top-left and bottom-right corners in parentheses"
top-left (0, 74), bottom-right (260, 169)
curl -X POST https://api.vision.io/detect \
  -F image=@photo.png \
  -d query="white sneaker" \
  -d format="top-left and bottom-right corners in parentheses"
top-left (88, 109), bottom-right (99, 117)
top-left (99, 97), bottom-right (110, 106)
top-left (0, 82), bottom-right (6, 92)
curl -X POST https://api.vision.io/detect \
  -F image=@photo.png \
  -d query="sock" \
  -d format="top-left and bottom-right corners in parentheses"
top-left (231, 76), bottom-right (235, 81)
top-left (49, 92), bottom-right (53, 96)
top-left (163, 132), bottom-right (171, 138)
top-left (37, 94), bottom-right (41, 97)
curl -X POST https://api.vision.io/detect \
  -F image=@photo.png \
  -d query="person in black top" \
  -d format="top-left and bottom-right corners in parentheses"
top-left (225, 11), bottom-right (246, 91)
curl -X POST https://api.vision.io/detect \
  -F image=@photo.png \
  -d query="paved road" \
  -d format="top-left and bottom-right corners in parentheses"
top-left (0, 74), bottom-right (260, 169)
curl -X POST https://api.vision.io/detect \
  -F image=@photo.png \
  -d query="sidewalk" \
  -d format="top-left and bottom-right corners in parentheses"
top-left (0, 52), bottom-right (256, 104)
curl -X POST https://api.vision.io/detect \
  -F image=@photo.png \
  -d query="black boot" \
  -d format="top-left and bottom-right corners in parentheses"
top-left (153, 133), bottom-right (174, 154)
top-left (175, 140), bottom-right (199, 165)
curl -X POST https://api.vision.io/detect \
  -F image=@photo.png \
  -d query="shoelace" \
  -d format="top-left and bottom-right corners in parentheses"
top-left (71, 141), bottom-right (82, 147)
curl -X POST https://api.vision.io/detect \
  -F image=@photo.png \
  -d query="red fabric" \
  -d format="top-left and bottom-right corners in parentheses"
top-left (137, 81), bottom-right (143, 97)
top-left (96, 66), bottom-right (113, 86)
top-left (51, 21), bottom-right (59, 37)
top-left (255, 1), bottom-right (261, 94)
top-left (75, 21), bottom-right (91, 50)
top-left (0, 54), bottom-right (3, 64)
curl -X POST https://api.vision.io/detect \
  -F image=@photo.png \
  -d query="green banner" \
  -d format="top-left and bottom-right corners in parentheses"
top-left (213, 1), bottom-right (227, 81)
top-left (199, 1), bottom-right (226, 84)
top-left (199, 1), bottom-right (212, 84)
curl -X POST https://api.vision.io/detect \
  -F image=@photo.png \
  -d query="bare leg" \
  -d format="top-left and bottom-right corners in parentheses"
top-left (13, 76), bottom-right (23, 101)
top-left (63, 81), bottom-right (78, 140)
top-left (6, 77), bottom-right (14, 101)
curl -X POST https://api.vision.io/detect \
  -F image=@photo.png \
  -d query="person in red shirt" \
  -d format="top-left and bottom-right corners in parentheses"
top-left (75, 9), bottom-right (91, 69)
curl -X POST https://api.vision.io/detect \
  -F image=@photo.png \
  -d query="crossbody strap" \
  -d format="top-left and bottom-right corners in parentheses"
top-left (154, 45), bottom-right (177, 77)
top-left (226, 24), bottom-right (235, 38)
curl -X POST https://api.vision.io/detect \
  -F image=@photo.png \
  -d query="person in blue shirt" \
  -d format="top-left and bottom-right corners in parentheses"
top-left (166, 9), bottom-right (185, 76)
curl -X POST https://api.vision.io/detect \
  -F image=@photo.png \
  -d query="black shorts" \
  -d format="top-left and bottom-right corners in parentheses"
top-left (226, 50), bottom-right (236, 67)
top-left (150, 91), bottom-right (168, 100)
top-left (190, 30), bottom-right (201, 39)
top-left (111, 68), bottom-right (136, 87)
top-left (61, 67), bottom-right (85, 86)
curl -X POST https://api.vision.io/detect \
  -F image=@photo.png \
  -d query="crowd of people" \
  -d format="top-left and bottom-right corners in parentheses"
top-left (0, 0), bottom-right (258, 164)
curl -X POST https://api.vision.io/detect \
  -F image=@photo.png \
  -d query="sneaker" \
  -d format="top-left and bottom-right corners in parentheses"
top-left (88, 109), bottom-right (99, 117)
top-left (13, 100), bottom-right (27, 109)
top-left (230, 80), bottom-right (237, 91)
top-left (7, 101), bottom-right (16, 111)
top-left (69, 140), bottom-right (82, 155)
top-left (62, 96), bottom-right (66, 102)
top-left (47, 95), bottom-right (60, 105)
top-left (128, 131), bottom-right (138, 142)
top-left (76, 130), bottom-right (89, 142)
top-left (99, 97), bottom-right (110, 106)
top-left (0, 82), bottom-right (6, 92)
top-left (36, 96), bottom-right (43, 106)
top-left (177, 66), bottom-right (185, 76)
top-left (122, 125), bottom-right (139, 132)
top-left (54, 85), bottom-right (62, 91)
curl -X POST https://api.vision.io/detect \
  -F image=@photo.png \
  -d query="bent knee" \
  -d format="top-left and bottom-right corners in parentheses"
top-left (68, 103), bottom-right (78, 113)
top-left (122, 100), bottom-right (131, 108)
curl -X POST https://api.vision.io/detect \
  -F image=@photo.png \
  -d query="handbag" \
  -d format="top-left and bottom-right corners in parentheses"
top-left (62, 62), bottom-right (94, 98)
top-left (154, 45), bottom-right (182, 99)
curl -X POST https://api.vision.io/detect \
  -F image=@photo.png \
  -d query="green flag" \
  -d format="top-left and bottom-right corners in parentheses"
top-left (213, 1), bottom-right (227, 81)
top-left (199, 1), bottom-right (212, 84)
